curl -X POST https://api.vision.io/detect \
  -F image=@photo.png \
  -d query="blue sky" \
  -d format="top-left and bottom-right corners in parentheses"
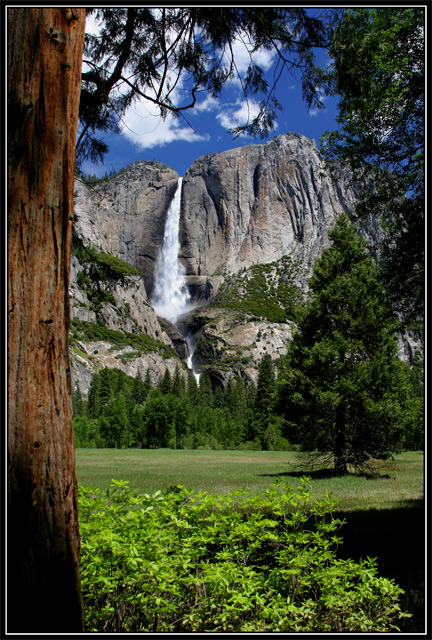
top-left (80, 10), bottom-right (340, 179)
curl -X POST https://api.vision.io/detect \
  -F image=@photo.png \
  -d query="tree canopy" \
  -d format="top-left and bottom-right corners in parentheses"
top-left (319, 7), bottom-right (424, 324)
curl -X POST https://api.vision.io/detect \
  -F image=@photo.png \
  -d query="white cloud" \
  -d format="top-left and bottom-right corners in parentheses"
top-left (216, 98), bottom-right (278, 136)
top-left (119, 100), bottom-right (209, 149)
top-left (219, 32), bottom-right (277, 89)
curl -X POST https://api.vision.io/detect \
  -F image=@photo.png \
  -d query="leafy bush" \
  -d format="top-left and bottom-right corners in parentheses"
top-left (79, 478), bottom-right (409, 633)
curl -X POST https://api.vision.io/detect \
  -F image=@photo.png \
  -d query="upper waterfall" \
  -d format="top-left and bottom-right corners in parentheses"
top-left (150, 178), bottom-right (191, 323)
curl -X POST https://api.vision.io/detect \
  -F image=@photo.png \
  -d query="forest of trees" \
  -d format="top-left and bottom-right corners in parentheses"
top-left (73, 356), bottom-right (288, 452)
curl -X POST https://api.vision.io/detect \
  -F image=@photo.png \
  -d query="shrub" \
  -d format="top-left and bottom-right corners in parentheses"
top-left (79, 478), bottom-right (410, 633)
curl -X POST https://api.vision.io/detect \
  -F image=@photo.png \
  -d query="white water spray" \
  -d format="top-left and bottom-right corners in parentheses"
top-left (151, 178), bottom-right (200, 384)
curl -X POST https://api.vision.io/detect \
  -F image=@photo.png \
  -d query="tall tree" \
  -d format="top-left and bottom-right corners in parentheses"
top-left (7, 8), bottom-right (86, 632)
top-left (277, 214), bottom-right (410, 476)
top-left (319, 7), bottom-right (424, 324)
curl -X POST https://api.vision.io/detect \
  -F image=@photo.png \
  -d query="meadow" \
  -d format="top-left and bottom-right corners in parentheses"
top-left (75, 448), bottom-right (423, 510)
top-left (76, 448), bottom-right (425, 632)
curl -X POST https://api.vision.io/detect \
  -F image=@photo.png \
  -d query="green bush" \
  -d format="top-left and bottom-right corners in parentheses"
top-left (213, 256), bottom-right (303, 323)
top-left (79, 478), bottom-right (410, 633)
top-left (70, 319), bottom-right (176, 359)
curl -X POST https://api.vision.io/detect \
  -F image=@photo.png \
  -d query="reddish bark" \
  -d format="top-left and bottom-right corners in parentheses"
top-left (7, 8), bottom-right (86, 632)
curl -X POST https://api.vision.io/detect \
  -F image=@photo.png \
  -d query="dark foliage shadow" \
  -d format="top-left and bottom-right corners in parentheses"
top-left (333, 500), bottom-right (425, 633)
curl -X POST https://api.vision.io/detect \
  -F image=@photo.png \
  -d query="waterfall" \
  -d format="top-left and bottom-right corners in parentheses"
top-left (151, 178), bottom-right (190, 322)
top-left (151, 177), bottom-right (200, 384)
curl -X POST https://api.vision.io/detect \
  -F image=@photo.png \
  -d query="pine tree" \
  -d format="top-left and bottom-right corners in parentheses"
top-left (172, 365), bottom-right (186, 398)
top-left (198, 373), bottom-right (213, 408)
top-left (131, 370), bottom-right (147, 405)
top-left (277, 214), bottom-right (410, 476)
top-left (143, 369), bottom-right (153, 397)
top-left (255, 354), bottom-right (276, 416)
top-left (87, 373), bottom-right (102, 419)
top-left (187, 375), bottom-right (199, 408)
top-left (158, 368), bottom-right (173, 395)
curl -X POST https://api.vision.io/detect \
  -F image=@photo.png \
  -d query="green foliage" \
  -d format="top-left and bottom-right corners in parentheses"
top-left (72, 236), bottom-right (140, 281)
top-left (79, 477), bottom-right (410, 632)
top-left (213, 256), bottom-right (303, 322)
top-left (73, 354), bottom-right (296, 451)
top-left (277, 214), bottom-right (418, 475)
top-left (72, 236), bottom-right (141, 314)
top-left (320, 7), bottom-right (424, 323)
top-left (70, 319), bottom-right (176, 360)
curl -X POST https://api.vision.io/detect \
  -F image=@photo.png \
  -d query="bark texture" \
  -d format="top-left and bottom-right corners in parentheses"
top-left (7, 8), bottom-right (86, 632)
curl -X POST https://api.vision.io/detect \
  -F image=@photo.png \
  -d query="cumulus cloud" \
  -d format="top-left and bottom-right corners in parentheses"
top-left (119, 101), bottom-right (210, 150)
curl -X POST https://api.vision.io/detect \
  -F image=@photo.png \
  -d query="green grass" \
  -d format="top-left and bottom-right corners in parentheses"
top-left (75, 449), bottom-right (423, 512)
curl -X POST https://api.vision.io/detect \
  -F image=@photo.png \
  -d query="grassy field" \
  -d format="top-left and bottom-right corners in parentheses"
top-left (75, 448), bottom-right (423, 511)
top-left (75, 448), bottom-right (425, 632)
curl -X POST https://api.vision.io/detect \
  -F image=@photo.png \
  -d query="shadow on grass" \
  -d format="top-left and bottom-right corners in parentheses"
top-left (333, 500), bottom-right (425, 633)
top-left (258, 469), bottom-right (336, 479)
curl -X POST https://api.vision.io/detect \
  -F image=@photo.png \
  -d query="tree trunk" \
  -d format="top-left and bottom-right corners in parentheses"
top-left (333, 406), bottom-right (348, 475)
top-left (7, 8), bottom-right (86, 632)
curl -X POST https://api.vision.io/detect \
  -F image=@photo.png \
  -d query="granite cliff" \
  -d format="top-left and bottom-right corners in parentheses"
top-left (70, 132), bottom-right (406, 395)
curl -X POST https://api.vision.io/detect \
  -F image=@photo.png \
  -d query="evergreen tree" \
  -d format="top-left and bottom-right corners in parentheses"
top-left (255, 355), bottom-right (276, 416)
top-left (277, 214), bottom-right (410, 476)
top-left (225, 375), bottom-right (247, 429)
top-left (172, 365), bottom-right (187, 398)
top-left (187, 375), bottom-right (200, 408)
top-left (143, 369), bottom-right (153, 397)
top-left (72, 384), bottom-right (86, 417)
top-left (320, 8), bottom-right (424, 323)
top-left (253, 354), bottom-right (277, 447)
top-left (131, 370), bottom-right (147, 405)
top-left (87, 373), bottom-right (102, 418)
top-left (100, 393), bottom-right (130, 448)
top-left (158, 368), bottom-right (173, 395)
top-left (198, 373), bottom-right (213, 408)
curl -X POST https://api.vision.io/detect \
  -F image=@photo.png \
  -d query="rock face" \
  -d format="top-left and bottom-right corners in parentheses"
top-left (179, 133), bottom-right (375, 298)
top-left (74, 160), bottom-right (179, 296)
top-left (186, 306), bottom-right (295, 388)
top-left (69, 133), bottom-right (398, 396)
top-left (69, 253), bottom-right (188, 396)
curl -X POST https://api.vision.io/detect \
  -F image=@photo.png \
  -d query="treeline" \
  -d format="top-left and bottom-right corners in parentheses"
top-left (73, 355), bottom-right (290, 451)
top-left (75, 166), bottom-right (128, 186)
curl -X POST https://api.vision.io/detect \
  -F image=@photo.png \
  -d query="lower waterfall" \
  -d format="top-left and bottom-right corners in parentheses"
top-left (151, 177), bottom-right (200, 385)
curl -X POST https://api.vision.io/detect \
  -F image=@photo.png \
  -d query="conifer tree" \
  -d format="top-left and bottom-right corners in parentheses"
top-left (158, 368), bottom-right (173, 395)
top-left (144, 369), bottom-right (153, 397)
top-left (277, 214), bottom-right (410, 476)
top-left (72, 384), bottom-right (86, 417)
top-left (131, 370), bottom-right (147, 405)
top-left (255, 354), bottom-right (276, 416)
top-left (198, 373), bottom-right (214, 408)
top-left (172, 365), bottom-right (186, 398)
top-left (87, 373), bottom-right (102, 419)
